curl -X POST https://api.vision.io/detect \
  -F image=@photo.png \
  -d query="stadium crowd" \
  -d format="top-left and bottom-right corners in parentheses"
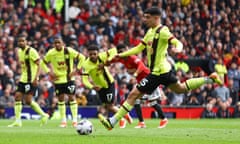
top-left (0, 0), bottom-right (240, 118)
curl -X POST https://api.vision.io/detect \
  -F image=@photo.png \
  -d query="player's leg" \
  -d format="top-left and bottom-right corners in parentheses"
top-left (8, 91), bottom-right (23, 127)
top-left (148, 87), bottom-right (168, 128)
top-left (98, 83), bottom-right (130, 128)
top-left (105, 103), bottom-right (126, 128)
top-left (67, 81), bottom-right (78, 127)
top-left (26, 94), bottom-right (49, 126)
top-left (150, 102), bottom-right (168, 128)
top-left (55, 83), bottom-right (68, 127)
top-left (25, 85), bottom-right (49, 126)
top-left (109, 87), bottom-right (142, 127)
top-left (98, 74), bottom-right (161, 130)
top-left (169, 73), bottom-right (222, 93)
top-left (98, 83), bottom-right (132, 129)
top-left (58, 93), bottom-right (67, 127)
top-left (98, 87), bottom-right (141, 130)
top-left (152, 102), bottom-right (165, 119)
top-left (69, 99), bottom-right (78, 127)
top-left (134, 99), bottom-right (146, 128)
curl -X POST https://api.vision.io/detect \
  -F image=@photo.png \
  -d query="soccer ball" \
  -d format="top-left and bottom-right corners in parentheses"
top-left (76, 119), bottom-right (93, 135)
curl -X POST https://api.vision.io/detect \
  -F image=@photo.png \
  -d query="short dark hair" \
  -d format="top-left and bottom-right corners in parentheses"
top-left (18, 34), bottom-right (27, 40)
top-left (144, 7), bottom-right (161, 16)
top-left (87, 45), bottom-right (99, 51)
top-left (53, 36), bottom-right (62, 40)
top-left (116, 44), bottom-right (126, 50)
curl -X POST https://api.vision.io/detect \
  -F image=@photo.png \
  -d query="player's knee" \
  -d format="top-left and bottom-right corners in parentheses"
top-left (25, 100), bottom-right (32, 105)
top-left (14, 92), bottom-right (22, 101)
top-left (68, 95), bottom-right (75, 101)
top-left (58, 94), bottom-right (65, 101)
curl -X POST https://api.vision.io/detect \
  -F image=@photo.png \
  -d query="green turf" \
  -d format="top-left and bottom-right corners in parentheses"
top-left (0, 119), bottom-right (239, 144)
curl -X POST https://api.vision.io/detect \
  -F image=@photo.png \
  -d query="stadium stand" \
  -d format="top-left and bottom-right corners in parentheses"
top-left (0, 0), bottom-right (239, 118)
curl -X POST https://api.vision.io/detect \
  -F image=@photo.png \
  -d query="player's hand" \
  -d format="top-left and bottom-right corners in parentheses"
top-left (112, 54), bottom-right (121, 61)
top-left (98, 61), bottom-right (111, 70)
top-left (93, 85), bottom-right (101, 91)
top-left (69, 68), bottom-right (77, 78)
top-left (48, 72), bottom-right (58, 81)
top-left (169, 45), bottom-right (182, 54)
top-left (168, 46), bottom-right (178, 56)
top-left (98, 63), bottom-right (105, 70)
top-left (32, 78), bottom-right (39, 86)
top-left (105, 60), bottom-right (111, 66)
top-left (68, 71), bottom-right (75, 78)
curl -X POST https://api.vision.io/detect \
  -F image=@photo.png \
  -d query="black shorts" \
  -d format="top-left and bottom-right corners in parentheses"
top-left (16, 82), bottom-right (37, 94)
top-left (98, 83), bottom-right (115, 104)
top-left (54, 81), bottom-right (76, 95)
top-left (136, 70), bottom-right (178, 94)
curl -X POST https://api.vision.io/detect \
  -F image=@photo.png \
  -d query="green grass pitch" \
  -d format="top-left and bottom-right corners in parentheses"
top-left (0, 119), bottom-right (239, 144)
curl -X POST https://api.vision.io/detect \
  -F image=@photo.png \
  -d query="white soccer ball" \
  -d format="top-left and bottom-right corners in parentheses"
top-left (76, 119), bottom-right (93, 135)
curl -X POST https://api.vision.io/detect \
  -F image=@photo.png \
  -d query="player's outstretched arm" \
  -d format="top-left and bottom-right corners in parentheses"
top-left (119, 43), bottom-right (145, 57)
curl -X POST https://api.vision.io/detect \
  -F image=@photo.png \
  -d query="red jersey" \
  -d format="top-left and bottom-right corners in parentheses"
top-left (111, 55), bottom-right (150, 82)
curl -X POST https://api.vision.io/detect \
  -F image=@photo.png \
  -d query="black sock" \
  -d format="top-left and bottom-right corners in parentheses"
top-left (152, 104), bottom-right (165, 119)
top-left (134, 104), bottom-right (144, 122)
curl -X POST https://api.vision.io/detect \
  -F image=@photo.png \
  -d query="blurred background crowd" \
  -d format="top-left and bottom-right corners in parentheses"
top-left (0, 0), bottom-right (240, 118)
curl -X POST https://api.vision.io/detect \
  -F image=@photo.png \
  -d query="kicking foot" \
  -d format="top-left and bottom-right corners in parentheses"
top-left (98, 114), bottom-right (113, 130)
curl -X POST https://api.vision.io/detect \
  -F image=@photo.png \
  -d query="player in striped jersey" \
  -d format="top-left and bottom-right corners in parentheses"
top-left (41, 37), bottom-right (85, 128)
top-left (109, 44), bottom-right (168, 128)
top-left (8, 35), bottom-right (49, 127)
top-left (98, 7), bottom-right (223, 130)
top-left (78, 45), bottom-right (132, 128)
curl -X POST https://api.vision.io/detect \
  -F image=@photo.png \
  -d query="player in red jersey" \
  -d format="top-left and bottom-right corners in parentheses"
top-left (109, 44), bottom-right (168, 128)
